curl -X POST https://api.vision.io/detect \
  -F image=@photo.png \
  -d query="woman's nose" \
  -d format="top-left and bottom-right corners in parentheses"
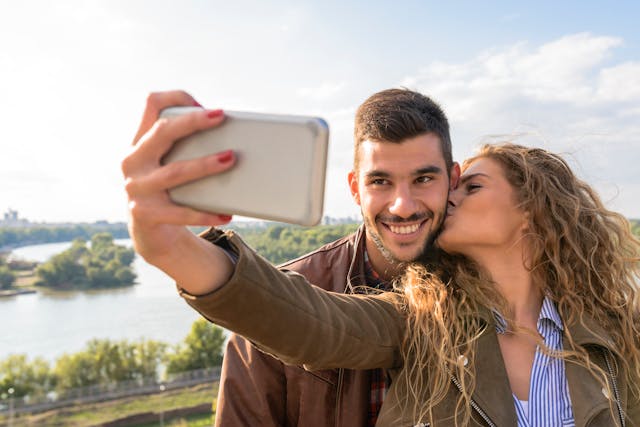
top-left (448, 187), bottom-right (462, 208)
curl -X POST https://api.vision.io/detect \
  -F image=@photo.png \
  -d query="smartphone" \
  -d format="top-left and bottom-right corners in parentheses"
top-left (160, 107), bottom-right (329, 226)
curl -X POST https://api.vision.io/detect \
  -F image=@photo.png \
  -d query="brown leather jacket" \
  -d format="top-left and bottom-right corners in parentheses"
top-left (182, 229), bottom-right (640, 427)
top-left (214, 225), bottom-right (377, 426)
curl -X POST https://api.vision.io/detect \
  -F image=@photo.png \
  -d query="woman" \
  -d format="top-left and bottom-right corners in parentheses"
top-left (393, 144), bottom-right (640, 426)
top-left (182, 143), bottom-right (640, 426)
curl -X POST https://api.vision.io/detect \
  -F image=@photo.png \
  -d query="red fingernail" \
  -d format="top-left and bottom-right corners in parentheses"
top-left (192, 100), bottom-right (203, 107)
top-left (217, 150), bottom-right (233, 163)
top-left (207, 109), bottom-right (224, 119)
top-left (218, 214), bottom-right (233, 222)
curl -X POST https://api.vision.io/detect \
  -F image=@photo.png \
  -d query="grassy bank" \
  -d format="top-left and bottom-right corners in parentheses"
top-left (1, 382), bottom-right (217, 427)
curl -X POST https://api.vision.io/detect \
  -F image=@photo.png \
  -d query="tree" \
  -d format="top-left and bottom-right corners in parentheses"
top-left (53, 338), bottom-right (167, 392)
top-left (0, 223), bottom-right (129, 248)
top-left (54, 349), bottom-right (99, 391)
top-left (166, 318), bottom-right (226, 374)
top-left (35, 245), bottom-right (86, 289)
top-left (0, 354), bottom-right (54, 398)
top-left (35, 233), bottom-right (136, 289)
top-left (0, 265), bottom-right (15, 289)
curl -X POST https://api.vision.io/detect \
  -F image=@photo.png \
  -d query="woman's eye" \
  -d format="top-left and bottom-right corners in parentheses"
top-left (466, 183), bottom-right (481, 192)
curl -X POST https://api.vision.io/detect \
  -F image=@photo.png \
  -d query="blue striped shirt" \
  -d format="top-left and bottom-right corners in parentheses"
top-left (494, 297), bottom-right (575, 427)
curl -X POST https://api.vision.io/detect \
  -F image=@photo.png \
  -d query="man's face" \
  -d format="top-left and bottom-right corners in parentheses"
top-left (349, 133), bottom-right (458, 264)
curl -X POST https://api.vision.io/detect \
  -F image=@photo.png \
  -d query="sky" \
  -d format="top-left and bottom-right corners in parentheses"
top-left (1, 0), bottom-right (639, 223)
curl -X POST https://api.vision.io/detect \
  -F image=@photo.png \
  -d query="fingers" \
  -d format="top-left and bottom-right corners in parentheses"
top-left (129, 198), bottom-right (232, 226)
top-left (126, 150), bottom-right (236, 196)
top-left (132, 90), bottom-right (202, 145)
top-left (124, 90), bottom-right (236, 230)
top-left (122, 107), bottom-right (225, 177)
top-left (129, 108), bottom-right (226, 169)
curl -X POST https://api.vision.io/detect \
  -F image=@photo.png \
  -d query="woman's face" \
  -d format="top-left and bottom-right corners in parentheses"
top-left (438, 157), bottom-right (528, 259)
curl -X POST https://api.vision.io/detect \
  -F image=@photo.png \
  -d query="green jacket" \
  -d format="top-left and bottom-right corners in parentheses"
top-left (180, 230), bottom-right (639, 426)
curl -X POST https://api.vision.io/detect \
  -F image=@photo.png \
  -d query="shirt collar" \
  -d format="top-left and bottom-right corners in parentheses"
top-left (538, 294), bottom-right (564, 331)
top-left (363, 247), bottom-right (390, 290)
top-left (493, 295), bottom-right (564, 334)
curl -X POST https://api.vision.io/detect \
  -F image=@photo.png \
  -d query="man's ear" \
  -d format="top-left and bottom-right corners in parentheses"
top-left (348, 170), bottom-right (361, 206)
top-left (449, 162), bottom-right (461, 190)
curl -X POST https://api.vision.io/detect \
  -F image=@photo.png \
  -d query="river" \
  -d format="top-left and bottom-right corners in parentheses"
top-left (0, 240), bottom-right (202, 362)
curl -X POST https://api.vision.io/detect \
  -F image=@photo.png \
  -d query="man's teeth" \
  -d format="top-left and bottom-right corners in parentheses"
top-left (389, 223), bottom-right (420, 234)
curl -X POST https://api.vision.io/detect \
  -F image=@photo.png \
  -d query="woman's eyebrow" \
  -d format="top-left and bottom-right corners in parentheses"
top-left (459, 172), bottom-right (489, 184)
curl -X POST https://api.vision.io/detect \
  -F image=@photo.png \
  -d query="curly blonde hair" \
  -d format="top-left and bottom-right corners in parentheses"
top-left (393, 143), bottom-right (640, 425)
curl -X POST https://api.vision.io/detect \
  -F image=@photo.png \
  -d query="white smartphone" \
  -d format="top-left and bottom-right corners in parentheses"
top-left (160, 107), bottom-right (329, 226)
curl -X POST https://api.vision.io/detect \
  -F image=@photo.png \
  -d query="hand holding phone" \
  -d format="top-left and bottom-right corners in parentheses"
top-left (160, 107), bottom-right (329, 226)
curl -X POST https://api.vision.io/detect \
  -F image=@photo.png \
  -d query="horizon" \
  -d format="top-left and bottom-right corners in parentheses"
top-left (2, 1), bottom-right (639, 222)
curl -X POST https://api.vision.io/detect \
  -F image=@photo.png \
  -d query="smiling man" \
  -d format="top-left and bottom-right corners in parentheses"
top-left (215, 89), bottom-right (460, 426)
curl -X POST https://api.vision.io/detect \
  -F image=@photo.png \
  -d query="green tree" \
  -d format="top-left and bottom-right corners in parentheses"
top-left (241, 223), bottom-right (360, 264)
top-left (54, 350), bottom-right (99, 391)
top-left (0, 223), bottom-right (129, 248)
top-left (35, 233), bottom-right (136, 289)
top-left (0, 265), bottom-right (15, 289)
top-left (35, 242), bottom-right (87, 289)
top-left (166, 319), bottom-right (226, 374)
top-left (53, 338), bottom-right (167, 392)
top-left (0, 354), bottom-right (54, 398)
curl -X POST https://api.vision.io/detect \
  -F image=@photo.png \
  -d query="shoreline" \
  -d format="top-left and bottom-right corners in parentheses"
top-left (0, 288), bottom-right (36, 298)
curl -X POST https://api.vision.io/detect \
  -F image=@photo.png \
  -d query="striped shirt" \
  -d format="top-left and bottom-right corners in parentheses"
top-left (494, 297), bottom-right (575, 427)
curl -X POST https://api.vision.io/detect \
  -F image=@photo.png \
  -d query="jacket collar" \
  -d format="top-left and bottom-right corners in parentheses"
top-left (468, 311), bottom-right (519, 426)
top-left (564, 314), bottom-right (618, 427)
top-left (345, 224), bottom-right (368, 293)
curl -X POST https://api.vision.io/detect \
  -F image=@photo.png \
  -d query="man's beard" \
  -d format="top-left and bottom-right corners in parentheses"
top-left (363, 210), bottom-right (446, 265)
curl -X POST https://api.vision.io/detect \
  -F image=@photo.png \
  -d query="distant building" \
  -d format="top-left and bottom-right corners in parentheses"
top-left (1, 209), bottom-right (29, 227)
top-left (3, 209), bottom-right (18, 222)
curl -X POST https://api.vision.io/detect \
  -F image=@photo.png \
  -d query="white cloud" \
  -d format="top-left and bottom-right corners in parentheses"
top-left (401, 32), bottom-right (640, 217)
top-left (597, 62), bottom-right (640, 102)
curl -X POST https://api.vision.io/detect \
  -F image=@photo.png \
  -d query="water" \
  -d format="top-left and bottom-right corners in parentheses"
top-left (0, 240), bottom-right (202, 362)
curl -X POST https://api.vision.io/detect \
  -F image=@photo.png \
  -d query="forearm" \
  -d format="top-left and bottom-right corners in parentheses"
top-left (123, 92), bottom-right (239, 297)
top-left (145, 227), bottom-right (233, 296)
top-left (180, 230), bottom-right (404, 370)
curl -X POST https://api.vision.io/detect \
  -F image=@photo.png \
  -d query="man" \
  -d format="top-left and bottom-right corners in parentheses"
top-left (122, 88), bottom-right (459, 426)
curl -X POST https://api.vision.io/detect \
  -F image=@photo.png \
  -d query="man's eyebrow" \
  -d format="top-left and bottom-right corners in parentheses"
top-left (364, 170), bottom-right (391, 179)
top-left (413, 166), bottom-right (443, 176)
top-left (364, 165), bottom-right (443, 179)
top-left (459, 172), bottom-right (489, 184)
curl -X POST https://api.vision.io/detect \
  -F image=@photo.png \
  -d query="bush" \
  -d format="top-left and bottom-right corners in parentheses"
top-left (166, 319), bottom-right (226, 374)
top-left (0, 265), bottom-right (16, 289)
top-left (35, 234), bottom-right (136, 289)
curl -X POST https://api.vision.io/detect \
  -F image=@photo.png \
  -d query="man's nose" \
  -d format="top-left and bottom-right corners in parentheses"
top-left (388, 186), bottom-right (418, 218)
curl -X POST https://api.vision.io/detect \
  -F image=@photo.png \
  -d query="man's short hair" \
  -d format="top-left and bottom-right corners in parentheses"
top-left (353, 88), bottom-right (453, 172)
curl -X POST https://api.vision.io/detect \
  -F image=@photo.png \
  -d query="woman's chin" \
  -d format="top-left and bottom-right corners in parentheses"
top-left (435, 232), bottom-right (456, 254)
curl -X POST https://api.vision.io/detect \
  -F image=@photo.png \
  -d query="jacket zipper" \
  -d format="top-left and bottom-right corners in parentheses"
top-left (335, 368), bottom-right (344, 427)
top-left (603, 349), bottom-right (626, 427)
top-left (449, 374), bottom-right (496, 427)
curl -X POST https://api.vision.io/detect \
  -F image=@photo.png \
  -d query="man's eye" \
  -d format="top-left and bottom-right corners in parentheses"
top-left (416, 176), bottom-right (432, 184)
top-left (369, 179), bottom-right (389, 185)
